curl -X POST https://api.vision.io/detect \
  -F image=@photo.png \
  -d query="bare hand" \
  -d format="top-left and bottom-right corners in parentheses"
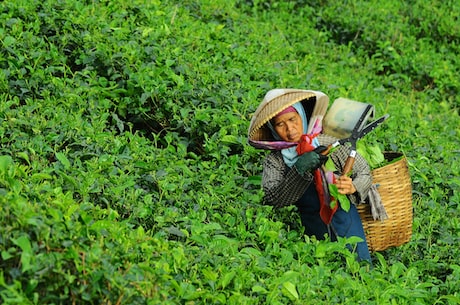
top-left (335, 176), bottom-right (356, 195)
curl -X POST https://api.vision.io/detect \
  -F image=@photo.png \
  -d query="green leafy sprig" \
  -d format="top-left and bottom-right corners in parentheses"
top-left (328, 184), bottom-right (351, 212)
top-left (356, 141), bottom-right (385, 169)
top-left (324, 158), bottom-right (351, 211)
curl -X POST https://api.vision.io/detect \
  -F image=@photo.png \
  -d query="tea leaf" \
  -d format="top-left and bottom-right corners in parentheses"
top-left (328, 184), bottom-right (351, 212)
top-left (0, 155), bottom-right (13, 174)
top-left (12, 236), bottom-right (33, 272)
top-left (219, 271), bottom-right (236, 289)
top-left (281, 281), bottom-right (299, 300)
top-left (221, 135), bottom-right (238, 144)
top-left (55, 152), bottom-right (71, 170)
top-left (252, 285), bottom-right (268, 293)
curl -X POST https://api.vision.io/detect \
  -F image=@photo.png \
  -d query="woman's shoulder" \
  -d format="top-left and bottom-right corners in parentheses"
top-left (265, 150), bottom-right (283, 160)
top-left (318, 133), bottom-right (339, 146)
top-left (263, 150), bottom-right (284, 166)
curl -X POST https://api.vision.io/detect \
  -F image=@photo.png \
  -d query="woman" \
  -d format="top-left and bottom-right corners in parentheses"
top-left (249, 89), bottom-right (372, 262)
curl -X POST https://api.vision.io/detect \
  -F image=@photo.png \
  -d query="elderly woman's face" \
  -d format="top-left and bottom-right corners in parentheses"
top-left (273, 112), bottom-right (303, 142)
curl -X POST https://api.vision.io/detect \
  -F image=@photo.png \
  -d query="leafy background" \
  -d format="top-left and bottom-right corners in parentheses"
top-left (1, 0), bottom-right (459, 304)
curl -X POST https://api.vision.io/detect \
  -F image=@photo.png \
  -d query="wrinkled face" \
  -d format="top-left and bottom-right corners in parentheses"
top-left (273, 111), bottom-right (303, 142)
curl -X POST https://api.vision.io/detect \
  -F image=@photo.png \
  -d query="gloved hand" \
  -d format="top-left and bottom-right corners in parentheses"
top-left (294, 151), bottom-right (320, 174)
top-left (314, 145), bottom-right (329, 165)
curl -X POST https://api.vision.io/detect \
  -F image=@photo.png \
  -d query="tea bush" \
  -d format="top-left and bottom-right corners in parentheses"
top-left (315, 0), bottom-right (460, 107)
top-left (1, 0), bottom-right (459, 304)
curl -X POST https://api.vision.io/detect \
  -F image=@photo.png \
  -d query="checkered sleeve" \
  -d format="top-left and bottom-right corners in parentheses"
top-left (262, 151), bottom-right (314, 208)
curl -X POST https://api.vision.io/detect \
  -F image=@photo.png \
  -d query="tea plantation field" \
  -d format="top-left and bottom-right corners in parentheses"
top-left (1, 0), bottom-right (459, 304)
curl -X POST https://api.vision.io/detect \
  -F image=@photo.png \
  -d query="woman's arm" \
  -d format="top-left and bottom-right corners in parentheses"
top-left (318, 134), bottom-right (372, 204)
top-left (348, 152), bottom-right (372, 203)
top-left (262, 151), bottom-right (314, 208)
top-left (333, 151), bottom-right (372, 203)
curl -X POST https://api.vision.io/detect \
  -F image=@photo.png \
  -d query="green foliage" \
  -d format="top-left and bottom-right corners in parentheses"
top-left (1, 0), bottom-right (459, 304)
top-left (315, 0), bottom-right (460, 107)
top-left (328, 184), bottom-right (350, 212)
top-left (357, 141), bottom-right (386, 170)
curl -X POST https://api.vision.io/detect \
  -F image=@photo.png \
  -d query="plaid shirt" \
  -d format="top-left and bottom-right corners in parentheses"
top-left (262, 134), bottom-right (372, 208)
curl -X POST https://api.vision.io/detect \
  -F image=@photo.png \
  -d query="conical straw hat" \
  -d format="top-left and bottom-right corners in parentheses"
top-left (247, 89), bottom-right (329, 146)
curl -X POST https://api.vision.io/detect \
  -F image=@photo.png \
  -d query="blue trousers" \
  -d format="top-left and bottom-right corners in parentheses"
top-left (296, 183), bottom-right (372, 262)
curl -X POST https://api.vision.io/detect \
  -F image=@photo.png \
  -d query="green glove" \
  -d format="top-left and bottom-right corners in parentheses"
top-left (295, 151), bottom-right (321, 174)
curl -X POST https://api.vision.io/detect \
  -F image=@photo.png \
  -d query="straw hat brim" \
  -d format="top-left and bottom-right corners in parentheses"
top-left (247, 89), bottom-right (329, 144)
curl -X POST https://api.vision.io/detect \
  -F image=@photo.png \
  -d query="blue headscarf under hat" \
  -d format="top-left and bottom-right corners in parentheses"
top-left (267, 102), bottom-right (319, 167)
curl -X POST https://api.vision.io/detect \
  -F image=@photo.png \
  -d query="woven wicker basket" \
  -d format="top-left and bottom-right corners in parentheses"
top-left (357, 152), bottom-right (413, 252)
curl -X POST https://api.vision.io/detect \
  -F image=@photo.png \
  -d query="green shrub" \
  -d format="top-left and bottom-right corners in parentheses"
top-left (1, 0), bottom-right (459, 304)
